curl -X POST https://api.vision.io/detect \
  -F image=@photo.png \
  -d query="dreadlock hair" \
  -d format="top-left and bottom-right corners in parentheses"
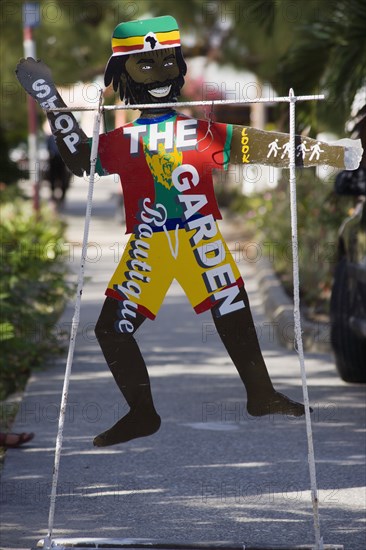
top-left (104, 47), bottom-right (187, 103)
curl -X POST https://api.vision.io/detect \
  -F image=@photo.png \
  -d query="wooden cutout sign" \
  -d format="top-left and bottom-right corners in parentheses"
top-left (15, 16), bottom-right (363, 450)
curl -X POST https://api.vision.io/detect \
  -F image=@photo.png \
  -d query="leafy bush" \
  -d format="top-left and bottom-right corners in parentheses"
top-left (0, 188), bottom-right (72, 400)
top-left (228, 170), bottom-right (353, 315)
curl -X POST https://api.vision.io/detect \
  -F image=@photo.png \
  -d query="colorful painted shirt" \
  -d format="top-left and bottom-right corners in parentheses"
top-left (96, 112), bottom-right (233, 233)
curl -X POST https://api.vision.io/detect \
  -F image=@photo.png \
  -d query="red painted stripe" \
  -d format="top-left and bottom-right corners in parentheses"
top-left (113, 44), bottom-right (145, 53)
top-left (137, 304), bottom-right (156, 320)
top-left (105, 288), bottom-right (123, 301)
top-left (194, 277), bottom-right (245, 315)
top-left (159, 39), bottom-right (180, 45)
top-left (113, 39), bottom-right (178, 54)
top-left (104, 289), bottom-right (156, 320)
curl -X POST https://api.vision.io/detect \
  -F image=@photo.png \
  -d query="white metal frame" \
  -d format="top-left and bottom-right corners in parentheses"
top-left (40, 91), bottom-right (337, 550)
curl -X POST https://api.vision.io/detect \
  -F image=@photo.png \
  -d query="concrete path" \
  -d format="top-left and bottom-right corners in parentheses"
top-left (1, 174), bottom-right (365, 550)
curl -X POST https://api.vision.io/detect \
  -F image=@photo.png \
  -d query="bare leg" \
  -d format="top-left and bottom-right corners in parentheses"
top-left (212, 286), bottom-right (306, 417)
top-left (93, 297), bottom-right (161, 446)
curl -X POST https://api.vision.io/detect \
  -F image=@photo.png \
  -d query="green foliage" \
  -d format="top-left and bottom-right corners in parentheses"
top-left (225, 0), bottom-right (366, 135)
top-left (2, 0), bottom-right (365, 148)
top-left (277, 0), bottom-right (366, 134)
top-left (1, 0), bottom-right (148, 146)
top-left (0, 189), bottom-right (72, 400)
top-left (232, 171), bottom-right (354, 314)
top-left (287, 0), bottom-right (366, 102)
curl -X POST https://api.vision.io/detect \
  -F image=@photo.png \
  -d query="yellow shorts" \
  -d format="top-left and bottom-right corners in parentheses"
top-left (105, 222), bottom-right (244, 319)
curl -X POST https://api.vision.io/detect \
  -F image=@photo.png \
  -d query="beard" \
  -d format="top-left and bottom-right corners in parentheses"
top-left (124, 73), bottom-right (184, 106)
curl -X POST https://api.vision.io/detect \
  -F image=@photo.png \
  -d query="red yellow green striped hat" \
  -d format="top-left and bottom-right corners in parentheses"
top-left (111, 16), bottom-right (181, 57)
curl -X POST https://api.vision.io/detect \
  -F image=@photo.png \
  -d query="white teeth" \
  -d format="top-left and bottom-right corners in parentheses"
top-left (148, 85), bottom-right (171, 98)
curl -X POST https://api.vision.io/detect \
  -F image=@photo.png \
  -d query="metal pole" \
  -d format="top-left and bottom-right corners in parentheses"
top-left (23, 24), bottom-right (40, 214)
top-left (44, 90), bottom-right (104, 550)
top-left (288, 89), bottom-right (323, 550)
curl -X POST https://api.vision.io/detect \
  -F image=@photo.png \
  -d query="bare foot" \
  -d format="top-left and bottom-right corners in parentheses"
top-left (93, 410), bottom-right (161, 447)
top-left (247, 391), bottom-right (309, 417)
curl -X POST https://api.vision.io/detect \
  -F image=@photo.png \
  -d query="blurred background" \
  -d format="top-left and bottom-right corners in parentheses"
top-left (2, 0), bottom-right (365, 152)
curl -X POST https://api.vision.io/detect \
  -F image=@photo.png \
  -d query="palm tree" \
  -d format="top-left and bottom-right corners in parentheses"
top-left (149, 0), bottom-right (366, 134)
top-left (244, 0), bottom-right (366, 134)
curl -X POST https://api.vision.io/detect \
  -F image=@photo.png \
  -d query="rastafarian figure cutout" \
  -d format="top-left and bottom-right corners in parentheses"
top-left (16, 16), bottom-right (362, 447)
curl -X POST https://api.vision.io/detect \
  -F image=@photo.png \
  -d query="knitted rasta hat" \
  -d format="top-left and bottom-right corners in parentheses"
top-left (104, 15), bottom-right (186, 99)
top-left (110, 15), bottom-right (181, 57)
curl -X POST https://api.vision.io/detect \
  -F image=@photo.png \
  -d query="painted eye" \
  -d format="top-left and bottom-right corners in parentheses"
top-left (164, 61), bottom-right (174, 67)
top-left (141, 64), bottom-right (152, 71)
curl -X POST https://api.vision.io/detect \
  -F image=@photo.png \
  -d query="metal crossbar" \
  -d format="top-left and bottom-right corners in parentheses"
top-left (45, 94), bottom-right (325, 113)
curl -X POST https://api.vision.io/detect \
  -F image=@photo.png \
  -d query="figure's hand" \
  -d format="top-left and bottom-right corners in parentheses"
top-left (335, 138), bottom-right (363, 170)
top-left (15, 57), bottom-right (58, 106)
top-left (16, 57), bottom-right (91, 177)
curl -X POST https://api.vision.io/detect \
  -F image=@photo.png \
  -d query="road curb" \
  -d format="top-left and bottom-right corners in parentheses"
top-left (255, 254), bottom-right (331, 354)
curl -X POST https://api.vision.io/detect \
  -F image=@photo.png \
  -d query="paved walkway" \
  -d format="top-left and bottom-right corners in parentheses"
top-left (1, 175), bottom-right (365, 549)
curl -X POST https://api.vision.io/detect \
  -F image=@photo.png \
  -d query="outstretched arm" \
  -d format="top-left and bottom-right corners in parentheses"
top-left (230, 125), bottom-right (363, 170)
top-left (16, 58), bottom-right (91, 176)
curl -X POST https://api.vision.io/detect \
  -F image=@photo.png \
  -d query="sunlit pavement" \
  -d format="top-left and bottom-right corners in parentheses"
top-left (1, 175), bottom-right (365, 549)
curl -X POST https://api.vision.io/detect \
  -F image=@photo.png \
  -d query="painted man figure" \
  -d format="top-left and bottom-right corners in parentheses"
top-left (16, 16), bottom-right (362, 447)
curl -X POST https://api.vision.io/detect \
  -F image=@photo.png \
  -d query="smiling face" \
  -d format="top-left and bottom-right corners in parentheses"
top-left (124, 48), bottom-right (183, 105)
